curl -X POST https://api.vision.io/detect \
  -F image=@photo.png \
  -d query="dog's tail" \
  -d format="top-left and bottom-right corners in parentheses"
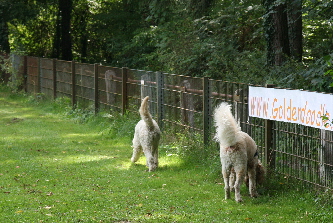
top-left (213, 102), bottom-right (241, 147)
top-left (139, 96), bottom-right (154, 128)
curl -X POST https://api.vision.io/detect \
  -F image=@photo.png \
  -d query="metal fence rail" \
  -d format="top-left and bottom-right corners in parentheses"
top-left (11, 54), bottom-right (333, 190)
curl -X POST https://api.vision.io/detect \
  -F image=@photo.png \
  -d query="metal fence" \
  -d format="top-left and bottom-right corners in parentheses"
top-left (10, 55), bottom-right (333, 190)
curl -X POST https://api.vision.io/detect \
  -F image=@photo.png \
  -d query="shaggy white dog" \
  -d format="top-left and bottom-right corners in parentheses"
top-left (214, 102), bottom-right (259, 202)
top-left (131, 96), bottom-right (161, 171)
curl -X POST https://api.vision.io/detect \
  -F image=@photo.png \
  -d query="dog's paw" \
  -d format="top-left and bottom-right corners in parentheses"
top-left (236, 198), bottom-right (243, 203)
top-left (250, 192), bottom-right (258, 198)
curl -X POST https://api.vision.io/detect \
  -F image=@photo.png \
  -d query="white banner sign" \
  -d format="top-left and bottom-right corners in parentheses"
top-left (248, 86), bottom-right (333, 131)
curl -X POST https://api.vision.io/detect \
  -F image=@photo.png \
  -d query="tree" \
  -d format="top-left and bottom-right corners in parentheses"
top-left (52, 0), bottom-right (73, 61)
top-left (187, 0), bottom-right (215, 18)
top-left (0, 21), bottom-right (10, 53)
top-left (72, 0), bottom-right (90, 62)
top-left (288, 0), bottom-right (302, 62)
top-left (264, 0), bottom-right (290, 66)
top-left (0, 0), bottom-right (37, 53)
top-left (0, 1), bottom-right (13, 53)
top-left (264, 0), bottom-right (303, 66)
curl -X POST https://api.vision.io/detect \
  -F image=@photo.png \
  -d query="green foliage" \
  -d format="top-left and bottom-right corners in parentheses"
top-left (9, 5), bottom-right (56, 57)
top-left (324, 54), bottom-right (333, 87)
top-left (4, 0), bottom-right (333, 92)
top-left (265, 54), bottom-right (333, 92)
top-left (1, 0), bottom-right (46, 53)
top-left (99, 111), bottom-right (137, 139)
top-left (26, 93), bottom-right (47, 104)
top-left (162, 130), bottom-right (219, 167)
top-left (65, 106), bottom-right (96, 124)
top-left (0, 54), bottom-right (24, 91)
top-left (303, 0), bottom-right (333, 59)
top-left (151, 2), bottom-right (266, 82)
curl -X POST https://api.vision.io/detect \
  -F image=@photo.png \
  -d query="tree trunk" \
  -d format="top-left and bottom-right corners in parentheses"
top-left (287, 0), bottom-right (302, 62)
top-left (52, 13), bottom-right (61, 59)
top-left (264, 0), bottom-right (290, 66)
top-left (0, 21), bottom-right (10, 53)
top-left (52, 0), bottom-right (72, 60)
top-left (188, 0), bottom-right (214, 17)
top-left (79, 3), bottom-right (89, 63)
top-left (59, 0), bottom-right (72, 61)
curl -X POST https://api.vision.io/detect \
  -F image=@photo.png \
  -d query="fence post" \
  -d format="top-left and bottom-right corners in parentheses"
top-left (141, 73), bottom-right (152, 100)
top-left (53, 59), bottom-right (57, 99)
top-left (37, 57), bottom-right (41, 93)
top-left (71, 61), bottom-right (76, 108)
top-left (203, 77), bottom-right (210, 145)
top-left (105, 70), bottom-right (116, 106)
top-left (23, 56), bottom-right (27, 92)
top-left (156, 71), bottom-right (164, 131)
top-left (320, 129), bottom-right (333, 186)
top-left (122, 67), bottom-right (128, 115)
top-left (265, 84), bottom-right (275, 169)
top-left (94, 63), bottom-right (99, 113)
top-left (180, 80), bottom-right (194, 127)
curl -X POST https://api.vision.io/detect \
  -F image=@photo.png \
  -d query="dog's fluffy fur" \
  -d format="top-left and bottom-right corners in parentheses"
top-left (214, 102), bottom-right (259, 202)
top-left (131, 96), bottom-right (161, 171)
top-left (245, 160), bottom-right (265, 187)
top-left (230, 159), bottom-right (266, 189)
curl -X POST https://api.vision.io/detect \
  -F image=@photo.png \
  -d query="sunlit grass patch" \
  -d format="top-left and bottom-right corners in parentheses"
top-left (41, 154), bottom-right (116, 164)
top-left (159, 154), bottom-right (184, 168)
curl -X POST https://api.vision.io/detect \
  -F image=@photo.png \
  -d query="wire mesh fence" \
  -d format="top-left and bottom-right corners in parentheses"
top-left (10, 55), bottom-right (333, 190)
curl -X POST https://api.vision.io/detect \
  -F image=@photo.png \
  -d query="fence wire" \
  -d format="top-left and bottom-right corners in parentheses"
top-left (10, 55), bottom-right (333, 190)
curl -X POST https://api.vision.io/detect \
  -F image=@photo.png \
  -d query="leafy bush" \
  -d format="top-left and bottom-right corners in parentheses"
top-left (99, 111), bottom-right (137, 140)
top-left (0, 54), bottom-right (24, 91)
top-left (267, 54), bottom-right (333, 92)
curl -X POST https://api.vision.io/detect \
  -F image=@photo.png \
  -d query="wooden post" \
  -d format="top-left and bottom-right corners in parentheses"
top-left (180, 80), bottom-right (194, 127)
top-left (37, 57), bottom-right (41, 94)
top-left (265, 84), bottom-right (275, 169)
top-left (156, 71), bottom-right (164, 131)
top-left (320, 126), bottom-right (333, 186)
top-left (71, 61), bottom-right (76, 108)
top-left (203, 77), bottom-right (210, 145)
top-left (105, 70), bottom-right (116, 106)
top-left (180, 85), bottom-right (187, 124)
top-left (122, 67), bottom-right (128, 115)
top-left (94, 63), bottom-right (99, 113)
top-left (23, 56), bottom-right (27, 92)
top-left (140, 73), bottom-right (151, 100)
top-left (53, 58), bottom-right (57, 99)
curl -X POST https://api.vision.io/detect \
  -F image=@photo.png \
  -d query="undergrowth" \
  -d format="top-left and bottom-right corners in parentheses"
top-left (14, 90), bottom-right (333, 191)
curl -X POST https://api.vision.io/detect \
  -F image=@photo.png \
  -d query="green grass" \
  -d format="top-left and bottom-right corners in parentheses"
top-left (1, 86), bottom-right (333, 222)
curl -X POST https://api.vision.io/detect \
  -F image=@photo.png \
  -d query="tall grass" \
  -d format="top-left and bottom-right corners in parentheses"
top-left (1, 85), bottom-right (333, 222)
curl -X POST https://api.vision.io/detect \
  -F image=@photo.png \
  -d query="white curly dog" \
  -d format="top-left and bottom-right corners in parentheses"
top-left (131, 96), bottom-right (161, 172)
top-left (214, 102), bottom-right (259, 202)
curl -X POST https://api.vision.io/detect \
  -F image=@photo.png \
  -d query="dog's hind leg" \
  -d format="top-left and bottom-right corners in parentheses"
top-left (152, 146), bottom-right (159, 170)
top-left (229, 169), bottom-right (236, 191)
top-left (143, 146), bottom-right (157, 172)
top-left (147, 157), bottom-right (157, 172)
top-left (222, 165), bottom-right (231, 200)
top-left (131, 132), bottom-right (142, 163)
top-left (247, 167), bottom-right (258, 198)
top-left (131, 145), bottom-right (142, 163)
top-left (234, 167), bottom-right (246, 202)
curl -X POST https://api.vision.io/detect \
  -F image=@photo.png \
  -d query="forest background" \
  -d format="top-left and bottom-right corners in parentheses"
top-left (0, 0), bottom-right (332, 92)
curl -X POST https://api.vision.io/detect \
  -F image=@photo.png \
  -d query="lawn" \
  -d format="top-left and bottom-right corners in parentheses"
top-left (0, 86), bottom-right (332, 222)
